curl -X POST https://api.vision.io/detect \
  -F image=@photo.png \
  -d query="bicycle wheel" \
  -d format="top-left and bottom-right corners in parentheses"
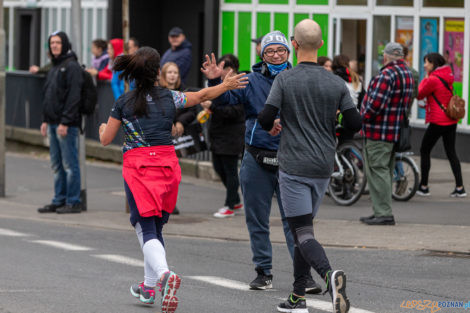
top-left (392, 156), bottom-right (419, 201)
top-left (328, 143), bottom-right (367, 206)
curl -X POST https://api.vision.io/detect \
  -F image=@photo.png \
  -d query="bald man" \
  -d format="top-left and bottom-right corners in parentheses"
top-left (259, 19), bottom-right (360, 313)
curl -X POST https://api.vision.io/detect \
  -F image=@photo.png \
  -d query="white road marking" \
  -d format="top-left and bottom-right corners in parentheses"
top-left (186, 276), bottom-right (250, 291)
top-left (0, 228), bottom-right (30, 237)
top-left (29, 240), bottom-right (93, 251)
top-left (187, 275), bottom-right (377, 313)
top-left (92, 254), bottom-right (144, 267)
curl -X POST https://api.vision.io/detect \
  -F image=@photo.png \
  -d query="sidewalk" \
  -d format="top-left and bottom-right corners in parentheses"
top-left (1, 151), bottom-right (469, 254)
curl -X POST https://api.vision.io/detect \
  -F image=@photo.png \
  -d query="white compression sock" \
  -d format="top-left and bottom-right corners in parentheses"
top-left (142, 239), bottom-right (169, 287)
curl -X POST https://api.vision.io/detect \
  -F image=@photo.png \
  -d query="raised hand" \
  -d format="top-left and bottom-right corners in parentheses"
top-left (222, 69), bottom-right (249, 90)
top-left (201, 53), bottom-right (225, 79)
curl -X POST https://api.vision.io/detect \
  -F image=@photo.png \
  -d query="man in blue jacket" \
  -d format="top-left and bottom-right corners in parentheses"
top-left (201, 31), bottom-right (321, 293)
top-left (161, 27), bottom-right (192, 83)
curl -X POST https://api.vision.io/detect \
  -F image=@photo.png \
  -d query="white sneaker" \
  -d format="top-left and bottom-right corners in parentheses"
top-left (213, 207), bottom-right (235, 218)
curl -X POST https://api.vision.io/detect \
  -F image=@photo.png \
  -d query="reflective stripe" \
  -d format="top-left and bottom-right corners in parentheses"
top-left (249, 120), bottom-right (257, 145)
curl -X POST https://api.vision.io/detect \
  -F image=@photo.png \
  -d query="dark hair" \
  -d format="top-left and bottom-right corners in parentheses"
top-left (114, 47), bottom-right (160, 117)
top-left (317, 56), bottom-right (331, 66)
top-left (218, 54), bottom-right (239, 72)
top-left (92, 39), bottom-right (108, 51)
top-left (332, 54), bottom-right (350, 71)
top-left (423, 53), bottom-right (446, 72)
top-left (402, 45), bottom-right (409, 58)
top-left (129, 37), bottom-right (140, 48)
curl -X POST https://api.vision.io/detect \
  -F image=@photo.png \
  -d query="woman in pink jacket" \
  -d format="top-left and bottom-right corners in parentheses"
top-left (416, 53), bottom-right (465, 197)
top-left (99, 48), bottom-right (247, 312)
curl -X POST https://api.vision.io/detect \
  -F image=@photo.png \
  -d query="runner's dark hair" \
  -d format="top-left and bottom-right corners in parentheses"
top-left (113, 46), bottom-right (161, 117)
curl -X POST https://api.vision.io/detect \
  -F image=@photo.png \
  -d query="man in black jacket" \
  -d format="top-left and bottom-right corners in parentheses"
top-left (38, 31), bottom-right (83, 214)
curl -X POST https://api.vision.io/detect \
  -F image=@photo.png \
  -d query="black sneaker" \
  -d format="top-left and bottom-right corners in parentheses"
top-left (450, 187), bottom-right (467, 198)
top-left (277, 294), bottom-right (308, 313)
top-left (249, 269), bottom-right (273, 290)
top-left (56, 203), bottom-right (82, 214)
top-left (326, 270), bottom-right (350, 313)
top-left (38, 203), bottom-right (64, 213)
top-left (416, 186), bottom-right (430, 196)
top-left (305, 275), bottom-right (322, 294)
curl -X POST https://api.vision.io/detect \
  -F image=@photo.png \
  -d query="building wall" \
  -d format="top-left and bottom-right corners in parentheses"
top-left (3, 0), bottom-right (108, 70)
top-left (218, 0), bottom-right (470, 132)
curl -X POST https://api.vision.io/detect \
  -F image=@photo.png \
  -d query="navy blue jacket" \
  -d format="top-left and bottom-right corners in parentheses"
top-left (209, 62), bottom-right (290, 151)
top-left (161, 40), bottom-right (192, 83)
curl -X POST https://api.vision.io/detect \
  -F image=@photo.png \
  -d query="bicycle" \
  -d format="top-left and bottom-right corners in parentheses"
top-left (392, 152), bottom-right (419, 201)
top-left (328, 141), bottom-right (367, 206)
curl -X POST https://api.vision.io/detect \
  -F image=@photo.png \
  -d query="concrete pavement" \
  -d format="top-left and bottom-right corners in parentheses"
top-left (1, 149), bottom-right (469, 255)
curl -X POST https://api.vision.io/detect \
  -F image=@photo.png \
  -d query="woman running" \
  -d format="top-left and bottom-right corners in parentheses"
top-left (99, 47), bottom-right (247, 313)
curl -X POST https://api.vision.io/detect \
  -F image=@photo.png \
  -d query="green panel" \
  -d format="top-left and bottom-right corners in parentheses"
top-left (257, 13), bottom-right (271, 38)
top-left (221, 12), bottom-right (235, 56)
top-left (224, 0), bottom-right (251, 3)
top-left (238, 12), bottom-right (252, 71)
top-left (297, 0), bottom-right (328, 4)
top-left (274, 13), bottom-right (289, 37)
top-left (453, 82), bottom-right (462, 97)
top-left (313, 14), bottom-right (329, 57)
top-left (259, 0), bottom-right (289, 3)
top-left (293, 14), bottom-right (310, 65)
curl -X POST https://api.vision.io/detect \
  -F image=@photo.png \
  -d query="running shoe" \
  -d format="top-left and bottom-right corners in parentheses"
top-left (305, 275), bottom-right (322, 294)
top-left (130, 282), bottom-right (155, 304)
top-left (159, 271), bottom-right (181, 313)
top-left (450, 187), bottom-right (467, 198)
top-left (416, 186), bottom-right (430, 196)
top-left (233, 203), bottom-right (243, 210)
top-left (277, 294), bottom-right (308, 313)
top-left (213, 207), bottom-right (235, 218)
top-left (326, 270), bottom-right (350, 313)
top-left (249, 269), bottom-right (273, 290)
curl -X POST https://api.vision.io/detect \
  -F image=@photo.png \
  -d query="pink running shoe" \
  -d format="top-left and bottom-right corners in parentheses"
top-left (159, 271), bottom-right (181, 313)
top-left (130, 282), bottom-right (155, 304)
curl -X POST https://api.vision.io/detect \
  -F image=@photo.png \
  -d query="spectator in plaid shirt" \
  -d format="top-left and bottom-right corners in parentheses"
top-left (360, 42), bottom-right (414, 226)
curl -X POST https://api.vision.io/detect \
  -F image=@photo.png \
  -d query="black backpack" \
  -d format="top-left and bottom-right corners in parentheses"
top-left (79, 65), bottom-right (98, 115)
top-left (59, 58), bottom-right (98, 116)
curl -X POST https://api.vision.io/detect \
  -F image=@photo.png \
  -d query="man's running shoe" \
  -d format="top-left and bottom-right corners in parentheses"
top-left (213, 207), bottom-right (235, 218)
top-left (450, 187), bottom-right (467, 198)
top-left (326, 270), bottom-right (350, 313)
top-left (159, 271), bottom-right (181, 313)
top-left (305, 275), bottom-right (322, 294)
top-left (130, 282), bottom-right (155, 304)
top-left (277, 294), bottom-right (308, 313)
top-left (233, 203), bottom-right (243, 210)
top-left (416, 186), bottom-right (430, 196)
top-left (249, 269), bottom-right (273, 290)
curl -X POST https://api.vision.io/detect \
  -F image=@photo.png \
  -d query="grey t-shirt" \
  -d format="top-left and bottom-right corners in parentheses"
top-left (266, 62), bottom-right (355, 178)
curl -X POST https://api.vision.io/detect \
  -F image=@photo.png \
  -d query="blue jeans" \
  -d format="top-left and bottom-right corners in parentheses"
top-left (239, 151), bottom-right (294, 275)
top-left (48, 124), bottom-right (81, 205)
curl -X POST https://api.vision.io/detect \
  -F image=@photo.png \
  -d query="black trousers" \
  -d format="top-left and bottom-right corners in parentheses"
top-left (212, 153), bottom-right (241, 209)
top-left (419, 123), bottom-right (463, 187)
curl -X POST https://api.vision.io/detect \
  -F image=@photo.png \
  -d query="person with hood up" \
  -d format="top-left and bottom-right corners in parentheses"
top-left (416, 53), bottom-right (466, 198)
top-left (97, 39), bottom-right (124, 99)
top-left (160, 27), bottom-right (192, 83)
top-left (201, 30), bottom-right (322, 294)
top-left (37, 31), bottom-right (83, 214)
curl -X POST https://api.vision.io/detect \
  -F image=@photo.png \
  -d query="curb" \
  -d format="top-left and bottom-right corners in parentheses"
top-left (5, 125), bottom-right (219, 181)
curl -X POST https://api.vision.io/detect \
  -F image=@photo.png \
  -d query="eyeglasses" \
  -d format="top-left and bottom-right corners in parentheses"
top-left (264, 48), bottom-right (288, 57)
top-left (290, 36), bottom-right (300, 47)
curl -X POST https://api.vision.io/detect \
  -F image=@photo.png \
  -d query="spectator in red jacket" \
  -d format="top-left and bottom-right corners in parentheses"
top-left (96, 38), bottom-right (123, 81)
top-left (416, 53), bottom-right (466, 198)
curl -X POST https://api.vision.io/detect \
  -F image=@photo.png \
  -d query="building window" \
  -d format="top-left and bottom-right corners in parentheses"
top-left (422, 0), bottom-right (463, 7)
top-left (337, 0), bottom-right (367, 5)
top-left (372, 15), bottom-right (390, 77)
top-left (444, 18), bottom-right (465, 97)
top-left (377, 0), bottom-right (413, 6)
top-left (395, 16), bottom-right (414, 65)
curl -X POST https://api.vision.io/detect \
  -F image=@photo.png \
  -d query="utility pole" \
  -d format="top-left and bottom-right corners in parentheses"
top-left (71, 0), bottom-right (87, 210)
top-left (122, 0), bottom-right (130, 213)
top-left (0, 0), bottom-right (6, 197)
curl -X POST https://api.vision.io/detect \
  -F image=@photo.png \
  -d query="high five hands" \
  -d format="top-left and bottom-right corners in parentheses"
top-left (201, 53), bottom-right (248, 90)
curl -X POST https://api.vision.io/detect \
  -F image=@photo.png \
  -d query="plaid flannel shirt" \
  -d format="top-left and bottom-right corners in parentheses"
top-left (361, 60), bottom-right (414, 143)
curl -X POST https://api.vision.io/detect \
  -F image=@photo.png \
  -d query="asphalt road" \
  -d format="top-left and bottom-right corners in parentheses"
top-left (1, 217), bottom-right (469, 313)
